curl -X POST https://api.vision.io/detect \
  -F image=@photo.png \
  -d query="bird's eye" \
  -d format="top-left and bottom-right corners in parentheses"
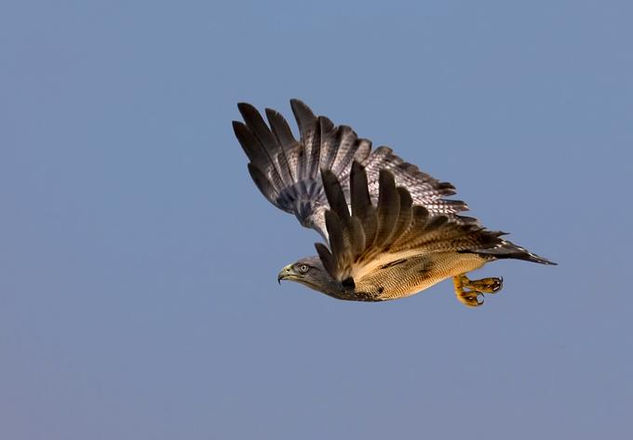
top-left (298, 264), bottom-right (309, 273)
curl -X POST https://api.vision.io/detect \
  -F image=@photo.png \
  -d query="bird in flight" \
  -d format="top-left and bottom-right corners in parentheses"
top-left (232, 99), bottom-right (555, 307)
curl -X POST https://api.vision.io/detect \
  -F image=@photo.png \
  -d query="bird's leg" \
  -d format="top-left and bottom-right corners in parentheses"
top-left (453, 274), bottom-right (503, 307)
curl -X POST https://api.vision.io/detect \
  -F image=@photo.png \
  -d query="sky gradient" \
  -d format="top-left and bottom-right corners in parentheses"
top-left (1, 1), bottom-right (632, 438)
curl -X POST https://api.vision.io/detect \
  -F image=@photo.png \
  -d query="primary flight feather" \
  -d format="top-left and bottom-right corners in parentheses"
top-left (233, 99), bottom-right (555, 307)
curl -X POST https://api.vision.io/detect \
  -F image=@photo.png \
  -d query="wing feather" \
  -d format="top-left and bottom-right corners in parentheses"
top-left (235, 99), bottom-right (555, 268)
top-left (318, 117), bottom-right (339, 172)
top-left (316, 163), bottom-right (505, 283)
top-left (388, 187), bottom-right (413, 250)
top-left (235, 99), bottom-right (473, 238)
top-left (290, 99), bottom-right (319, 181)
top-left (321, 170), bottom-right (350, 223)
top-left (238, 103), bottom-right (293, 187)
top-left (234, 121), bottom-right (284, 198)
top-left (350, 160), bottom-right (377, 245)
top-left (374, 170), bottom-right (400, 249)
top-left (265, 108), bottom-right (299, 182)
top-left (314, 242), bottom-right (336, 276)
top-left (247, 163), bottom-right (279, 207)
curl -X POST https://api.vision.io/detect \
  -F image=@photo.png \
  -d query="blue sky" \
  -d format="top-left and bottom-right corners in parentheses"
top-left (1, 1), bottom-right (632, 438)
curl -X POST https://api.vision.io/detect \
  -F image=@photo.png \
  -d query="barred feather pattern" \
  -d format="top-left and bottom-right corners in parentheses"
top-left (233, 99), bottom-right (468, 239)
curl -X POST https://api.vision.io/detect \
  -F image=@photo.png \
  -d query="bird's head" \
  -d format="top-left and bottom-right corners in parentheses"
top-left (277, 256), bottom-right (342, 296)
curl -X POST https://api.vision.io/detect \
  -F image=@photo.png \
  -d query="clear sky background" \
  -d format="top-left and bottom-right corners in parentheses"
top-left (1, 1), bottom-right (632, 439)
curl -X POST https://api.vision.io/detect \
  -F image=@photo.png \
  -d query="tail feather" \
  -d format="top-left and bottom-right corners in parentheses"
top-left (475, 239), bottom-right (557, 265)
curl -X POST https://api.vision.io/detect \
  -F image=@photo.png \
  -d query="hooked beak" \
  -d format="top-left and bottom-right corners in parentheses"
top-left (277, 264), bottom-right (296, 284)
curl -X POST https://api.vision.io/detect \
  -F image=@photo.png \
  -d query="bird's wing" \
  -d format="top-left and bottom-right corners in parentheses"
top-left (314, 162), bottom-right (505, 290)
top-left (233, 99), bottom-right (468, 239)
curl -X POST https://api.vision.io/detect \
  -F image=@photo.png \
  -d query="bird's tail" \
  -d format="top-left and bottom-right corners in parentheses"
top-left (475, 239), bottom-right (557, 265)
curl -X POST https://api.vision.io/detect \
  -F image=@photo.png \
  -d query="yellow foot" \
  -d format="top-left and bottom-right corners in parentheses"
top-left (453, 274), bottom-right (503, 308)
top-left (467, 276), bottom-right (503, 294)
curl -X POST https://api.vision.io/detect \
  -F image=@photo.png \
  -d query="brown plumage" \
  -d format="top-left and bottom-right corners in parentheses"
top-left (314, 163), bottom-right (506, 301)
top-left (235, 99), bottom-right (556, 306)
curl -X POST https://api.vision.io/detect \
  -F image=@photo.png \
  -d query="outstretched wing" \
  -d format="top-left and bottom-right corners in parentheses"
top-left (315, 162), bottom-right (504, 292)
top-left (233, 99), bottom-right (468, 238)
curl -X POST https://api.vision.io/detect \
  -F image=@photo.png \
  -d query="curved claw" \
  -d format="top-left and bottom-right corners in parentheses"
top-left (457, 291), bottom-right (485, 308)
top-left (453, 274), bottom-right (504, 307)
top-left (468, 276), bottom-right (504, 294)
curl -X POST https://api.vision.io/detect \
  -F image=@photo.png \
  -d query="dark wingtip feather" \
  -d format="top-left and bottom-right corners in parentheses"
top-left (290, 99), bottom-right (316, 121)
top-left (231, 120), bottom-right (246, 143)
top-left (315, 242), bottom-right (337, 278)
top-left (350, 161), bottom-right (372, 219)
top-left (396, 186), bottom-right (413, 208)
top-left (321, 169), bottom-right (350, 220)
top-left (438, 182), bottom-right (457, 191)
top-left (320, 168), bottom-right (336, 183)
top-left (247, 163), bottom-right (277, 204)
top-left (324, 210), bottom-right (345, 264)
top-left (320, 168), bottom-right (337, 193)
top-left (237, 102), bottom-right (257, 117)
top-left (375, 169), bottom-right (400, 247)
top-left (233, 121), bottom-right (259, 161)
top-left (378, 168), bottom-right (396, 188)
top-left (289, 98), bottom-right (311, 110)
top-left (237, 102), bottom-right (275, 142)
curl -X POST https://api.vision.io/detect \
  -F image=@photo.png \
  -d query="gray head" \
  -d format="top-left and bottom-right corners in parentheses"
top-left (277, 256), bottom-right (343, 297)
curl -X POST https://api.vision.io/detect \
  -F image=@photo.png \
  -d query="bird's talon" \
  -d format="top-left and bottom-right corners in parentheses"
top-left (453, 274), bottom-right (504, 307)
top-left (455, 290), bottom-right (484, 307)
top-left (466, 277), bottom-right (504, 294)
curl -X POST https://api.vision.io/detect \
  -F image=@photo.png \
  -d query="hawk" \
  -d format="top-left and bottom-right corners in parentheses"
top-left (232, 99), bottom-right (555, 307)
